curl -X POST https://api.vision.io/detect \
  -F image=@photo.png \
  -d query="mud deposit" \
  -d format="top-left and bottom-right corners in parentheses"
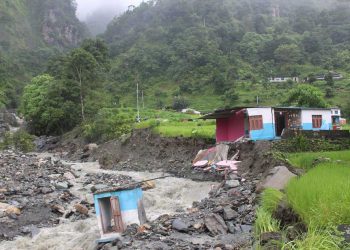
top-left (0, 154), bottom-right (217, 250)
top-left (50, 129), bottom-right (219, 181)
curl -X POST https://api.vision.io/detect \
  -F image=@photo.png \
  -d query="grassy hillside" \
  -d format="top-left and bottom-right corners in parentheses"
top-left (100, 0), bottom-right (350, 112)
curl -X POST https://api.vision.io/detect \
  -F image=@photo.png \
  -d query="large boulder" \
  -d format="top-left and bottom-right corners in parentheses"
top-left (256, 166), bottom-right (296, 192)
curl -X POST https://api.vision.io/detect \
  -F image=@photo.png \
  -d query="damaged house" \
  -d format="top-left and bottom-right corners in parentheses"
top-left (201, 107), bottom-right (342, 142)
top-left (93, 185), bottom-right (146, 243)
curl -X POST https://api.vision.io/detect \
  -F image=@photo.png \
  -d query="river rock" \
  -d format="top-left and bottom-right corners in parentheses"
top-left (204, 213), bottom-right (228, 235)
top-left (83, 143), bottom-right (98, 152)
top-left (223, 206), bottom-right (239, 220)
top-left (74, 203), bottom-right (89, 215)
top-left (256, 166), bottom-right (296, 192)
top-left (225, 180), bottom-right (240, 188)
top-left (41, 187), bottom-right (53, 194)
top-left (55, 181), bottom-right (69, 190)
top-left (5, 205), bottom-right (21, 215)
top-left (64, 171), bottom-right (76, 180)
top-left (240, 224), bottom-right (252, 233)
top-left (172, 218), bottom-right (189, 232)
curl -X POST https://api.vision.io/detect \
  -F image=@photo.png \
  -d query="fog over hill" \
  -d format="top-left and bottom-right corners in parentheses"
top-left (76, 0), bottom-right (143, 35)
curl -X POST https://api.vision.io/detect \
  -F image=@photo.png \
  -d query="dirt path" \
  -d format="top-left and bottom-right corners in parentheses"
top-left (0, 154), bottom-right (216, 250)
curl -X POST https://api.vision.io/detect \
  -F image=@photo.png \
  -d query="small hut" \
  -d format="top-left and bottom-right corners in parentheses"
top-left (93, 185), bottom-right (147, 243)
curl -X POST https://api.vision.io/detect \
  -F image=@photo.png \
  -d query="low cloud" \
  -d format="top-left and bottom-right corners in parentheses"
top-left (75, 0), bottom-right (143, 21)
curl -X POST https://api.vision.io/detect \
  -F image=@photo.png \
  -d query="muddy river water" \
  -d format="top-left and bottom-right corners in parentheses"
top-left (0, 155), bottom-right (216, 250)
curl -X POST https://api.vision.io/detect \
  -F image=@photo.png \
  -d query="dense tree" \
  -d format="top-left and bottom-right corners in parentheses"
top-left (274, 44), bottom-right (302, 65)
top-left (284, 84), bottom-right (327, 108)
top-left (20, 74), bottom-right (80, 134)
top-left (172, 96), bottom-right (189, 111)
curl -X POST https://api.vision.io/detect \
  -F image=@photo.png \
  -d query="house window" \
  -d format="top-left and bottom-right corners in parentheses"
top-left (335, 110), bottom-right (339, 115)
top-left (312, 115), bottom-right (322, 128)
top-left (249, 115), bottom-right (263, 130)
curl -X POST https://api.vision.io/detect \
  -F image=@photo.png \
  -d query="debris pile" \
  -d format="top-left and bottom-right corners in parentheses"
top-left (104, 174), bottom-right (258, 250)
top-left (83, 172), bottom-right (134, 193)
top-left (0, 150), bottom-right (93, 240)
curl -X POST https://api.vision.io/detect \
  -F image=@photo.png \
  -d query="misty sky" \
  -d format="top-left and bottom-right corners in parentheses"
top-left (75, 0), bottom-right (143, 20)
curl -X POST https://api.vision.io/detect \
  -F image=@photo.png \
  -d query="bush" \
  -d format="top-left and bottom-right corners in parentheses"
top-left (172, 96), bottom-right (189, 111)
top-left (83, 108), bottom-right (135, 142)
top-left (0, 130), bottom-right (35, 152)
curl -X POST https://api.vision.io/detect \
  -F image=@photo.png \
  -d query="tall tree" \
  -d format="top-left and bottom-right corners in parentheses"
top-left (284, 84), bottom-right (327, 108)
top-left (65, 48), bottom-right (99, 121)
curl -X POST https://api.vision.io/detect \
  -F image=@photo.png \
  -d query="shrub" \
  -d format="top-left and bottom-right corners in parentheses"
top-left (83, 108), bottom-right (135, 142)
top-left (0, 130), bottom-right (35, 152)
top-left (172, 96), bottom-right (189, 111)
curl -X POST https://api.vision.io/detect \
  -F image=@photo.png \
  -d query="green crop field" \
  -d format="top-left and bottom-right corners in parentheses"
top-left (286, 150), bottom-right (350, 170)
top-left (133, 109), bottom-right (216, 139)
top-left (286, 163), bottom-right (350, 228)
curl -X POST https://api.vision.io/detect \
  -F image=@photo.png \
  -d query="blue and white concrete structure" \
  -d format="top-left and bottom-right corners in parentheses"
top-left (301, 109), bottom-right (332, 130)
top-left (202, 106), bottom-right (342, 142)
top-left (93, 186), bottom-right (145, 242)
top-left (247, 108), bottom-right (276, 140)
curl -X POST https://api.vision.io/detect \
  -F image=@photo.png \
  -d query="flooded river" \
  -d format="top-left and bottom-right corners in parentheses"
top-left (0, 155), bottom-right (216, 250)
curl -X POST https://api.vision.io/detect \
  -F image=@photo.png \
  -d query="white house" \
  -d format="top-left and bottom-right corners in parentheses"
top-left (268, 77), bottom-right (299, 83)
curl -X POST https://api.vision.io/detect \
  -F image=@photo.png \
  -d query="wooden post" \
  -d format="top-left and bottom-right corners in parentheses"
top-left (110, 196), bottom-right (124, 232)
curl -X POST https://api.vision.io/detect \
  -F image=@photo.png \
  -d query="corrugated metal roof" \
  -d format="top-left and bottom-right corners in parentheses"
top-left (201, 106), bottom-right (334, 119)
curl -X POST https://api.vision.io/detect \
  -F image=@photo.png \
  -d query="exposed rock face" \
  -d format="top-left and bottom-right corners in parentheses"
top-left (0, 0), bottom-right (86, 53)
top-left (40, 3), bottom-right (85, 48)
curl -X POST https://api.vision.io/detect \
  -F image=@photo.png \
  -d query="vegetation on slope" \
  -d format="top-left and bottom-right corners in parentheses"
top-left (100, 0), bottom-right (350, 111)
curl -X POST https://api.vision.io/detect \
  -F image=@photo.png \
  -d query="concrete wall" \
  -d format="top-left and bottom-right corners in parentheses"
top-left (94, 188), bottom-right (143, 240)
top-left (247, 108), bottom-right (275, 140)
top-left (301, 109), bottom-right (332, 130)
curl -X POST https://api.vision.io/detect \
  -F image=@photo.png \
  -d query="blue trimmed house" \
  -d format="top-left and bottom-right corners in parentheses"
top-left (202, 107), bottom-right (341, 142)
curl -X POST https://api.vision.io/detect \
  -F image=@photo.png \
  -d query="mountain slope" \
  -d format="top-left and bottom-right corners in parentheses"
top-left (103, 0), bottom-right (350, 111)
top-left (0, 0), bottom-right (87, 107)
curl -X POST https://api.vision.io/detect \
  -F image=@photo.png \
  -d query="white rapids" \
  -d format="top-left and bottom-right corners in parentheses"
top-left (0, 154), bottom-right (216, 250)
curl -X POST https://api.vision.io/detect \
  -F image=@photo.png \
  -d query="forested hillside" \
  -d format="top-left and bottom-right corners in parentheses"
top-left (102, 0), bottom-right (350, 110)
top-left (0, 0), bottom-right (86, 108)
